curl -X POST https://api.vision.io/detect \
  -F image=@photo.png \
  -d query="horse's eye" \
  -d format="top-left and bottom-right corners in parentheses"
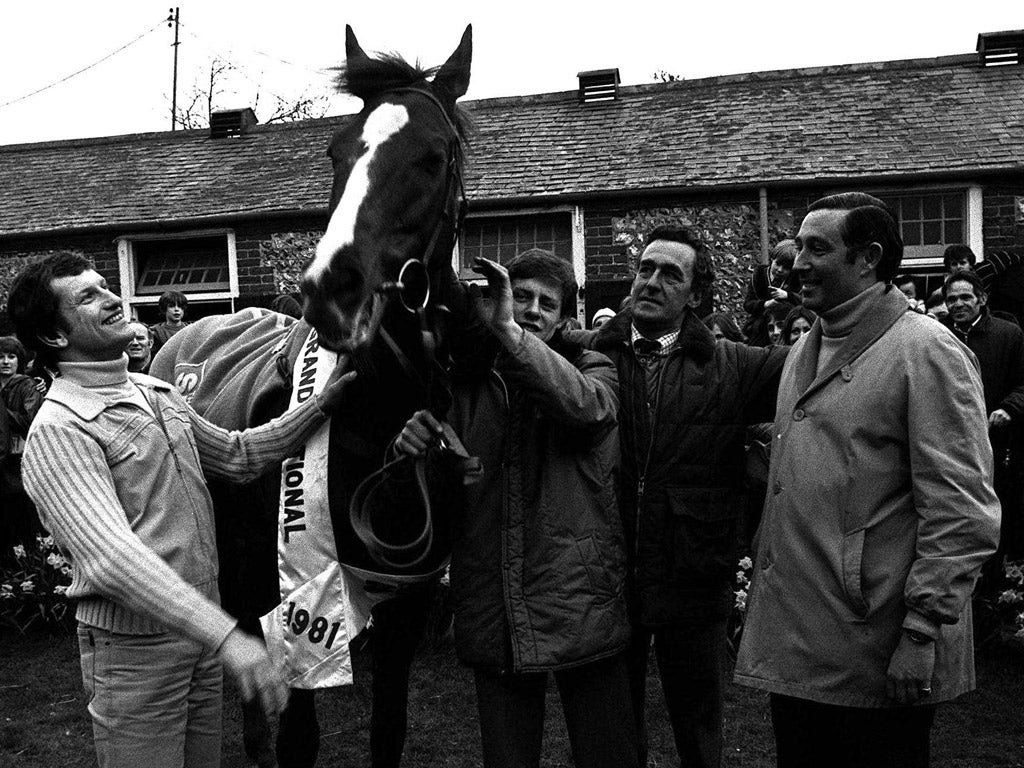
top-left (417, 150), bottom-right (446, 170)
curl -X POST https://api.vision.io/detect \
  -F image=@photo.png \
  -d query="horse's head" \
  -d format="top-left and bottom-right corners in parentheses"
top-left (300, 25), bottom-right (472, 351)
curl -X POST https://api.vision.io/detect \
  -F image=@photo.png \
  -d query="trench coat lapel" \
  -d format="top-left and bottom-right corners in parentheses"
top-left (794, 286), bottom-right (910, 405)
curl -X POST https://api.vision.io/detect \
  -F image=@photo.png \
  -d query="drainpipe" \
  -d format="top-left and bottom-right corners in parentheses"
top-left (759, 187), bottom-right (770, 264)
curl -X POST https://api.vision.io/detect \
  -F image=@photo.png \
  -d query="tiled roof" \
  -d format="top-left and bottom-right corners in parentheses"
top-left (2, 53), bottom-right (1023, 237)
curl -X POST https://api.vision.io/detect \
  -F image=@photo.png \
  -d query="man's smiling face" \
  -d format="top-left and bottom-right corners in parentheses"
top-left (47, 270), bottom-right (133, 363)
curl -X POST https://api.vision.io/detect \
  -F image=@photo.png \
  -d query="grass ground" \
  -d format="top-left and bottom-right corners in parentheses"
top-left (1, 629), bottom-right (1022, 767)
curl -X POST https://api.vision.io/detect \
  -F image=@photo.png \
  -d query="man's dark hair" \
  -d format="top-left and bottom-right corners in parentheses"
top-left (0, 335), bottom-right (28, 372)
top-left (943, 244), bottom-right (977, 272)
top-left (158, 290), bottom-right (189, 314)
top-left (645, 223), bottom-right (715, 303)
top-left (505, 249), bottom-right (578, 319)
top-left (7, 252), bottom-right (91, 367)
top-left (942, 268), bottom-right (986, 301)
top-left (806, 193), bottom-right (903, 283)
top-left (769, 240), bottom-right (797, 270)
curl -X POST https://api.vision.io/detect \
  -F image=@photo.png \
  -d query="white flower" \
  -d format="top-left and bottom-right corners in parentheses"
top-left (46, 552), bottom-right (66, 569)
top-left (60, 565), bottom-right (72, 576)
top-left (1, 583), bottom-right (14, 598)
top-left (53, 585), bottom-right (69, 596)
top-left (997, 589), bottom-right (1023, 605)
top-left (37, 534), bottom-right (55, 549)
top-left (739, 556), bottom-right (753, 571)
top-left (734, 589), bottom-right (747, 612)
top-left (12, 545), bottom-right (26, 560)
top-left (20, 580), bottom-right (35, 593)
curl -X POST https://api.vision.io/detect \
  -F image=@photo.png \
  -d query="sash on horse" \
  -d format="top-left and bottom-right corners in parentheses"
top-left (152, 309), bottom-right (469, 688)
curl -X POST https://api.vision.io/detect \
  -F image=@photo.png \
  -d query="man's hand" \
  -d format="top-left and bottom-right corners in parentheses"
top-left (769, 286), bottom-right (789, 301)
top-left (468, 257), bottom-right (522, 348)
top-left (218, 628), bottom-right (289, 718)
top-left (395, 409), bottom-right (446, 458)
top-left (989, 408), bottom-right (1012, 428)
top-left (316, 362), bottom-right (358, 412)
top-left (885, 633), bottom-right (936, 705)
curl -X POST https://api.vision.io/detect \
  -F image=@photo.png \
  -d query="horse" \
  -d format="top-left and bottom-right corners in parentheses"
top-left (151, 24), bottom-right (475, 768)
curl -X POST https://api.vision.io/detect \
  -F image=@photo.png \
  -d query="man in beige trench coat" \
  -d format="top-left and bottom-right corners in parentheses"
top-left (734, 193), bottom-right (1001, 768)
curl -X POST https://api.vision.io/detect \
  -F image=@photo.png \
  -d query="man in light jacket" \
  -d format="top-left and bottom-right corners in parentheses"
top-left (734, 193), bottom-right (1001, 768)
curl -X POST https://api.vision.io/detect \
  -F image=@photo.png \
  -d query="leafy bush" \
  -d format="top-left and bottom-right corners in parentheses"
top-left (1, 535), bottom-right (74, 633)
top-left (997, 559), bottom-right (1024, 642)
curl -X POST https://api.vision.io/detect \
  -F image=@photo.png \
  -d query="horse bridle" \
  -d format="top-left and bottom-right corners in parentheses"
top-left (348, 86), bottom-right (473, 571)
top-left (372, 86), bottom-right (466, 318)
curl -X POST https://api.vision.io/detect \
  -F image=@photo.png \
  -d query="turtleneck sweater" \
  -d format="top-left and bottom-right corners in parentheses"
top-left (58, 355), bottom-right (153, 416)
top-left (816, 282), bottom-right (887, 376)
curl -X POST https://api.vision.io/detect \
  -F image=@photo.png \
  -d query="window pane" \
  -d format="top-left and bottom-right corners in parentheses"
top-left (134, 236), bottom-right (230, 295)
top-left (902, 196), bottom-right (922, 222)
top-left (943, 194), bottom-right (963, 218)
top-left (922, 195), bottom-right (942, 220)
top-left (944, 220), bottom-right (963, 244)
top-left (922, 220), bottom-right (942, 244)
top-left (902, 222), bottom-right (921, 246)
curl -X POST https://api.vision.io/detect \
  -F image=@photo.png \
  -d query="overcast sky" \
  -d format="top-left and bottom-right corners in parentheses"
top-left (0, 1), bottom-right (1019, 145)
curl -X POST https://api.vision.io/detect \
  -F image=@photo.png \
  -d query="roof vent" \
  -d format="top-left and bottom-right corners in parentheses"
top-left (578, 68), bottom-right (620, 104)
top-left (209, 108), bottom-right (258, 139)
top-left (976, 30), bottom-right (1024, 67)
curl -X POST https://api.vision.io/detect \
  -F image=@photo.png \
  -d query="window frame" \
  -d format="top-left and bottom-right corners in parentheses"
top-left (453, 206), bottom-right (586, 320)
top-left (850, 184), bottom-right (983, 269)
top-left (116, 229), bottom-right (239, 314)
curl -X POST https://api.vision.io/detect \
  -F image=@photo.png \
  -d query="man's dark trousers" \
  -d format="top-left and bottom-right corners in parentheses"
top-left (626, 620), bottom-right (727, 768)
top-left (770, 693), bottom-right (937, 768)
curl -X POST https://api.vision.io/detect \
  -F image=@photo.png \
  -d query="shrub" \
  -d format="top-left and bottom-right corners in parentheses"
top-left (1, 535), bottom-right (74, 634)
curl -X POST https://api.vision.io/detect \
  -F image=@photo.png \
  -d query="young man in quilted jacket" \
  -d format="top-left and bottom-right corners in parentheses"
top-left (396, 250), bottom-right (637, 768)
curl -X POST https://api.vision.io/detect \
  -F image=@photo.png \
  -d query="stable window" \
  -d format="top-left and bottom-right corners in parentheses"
top-left (876, 192), bottom-right (965, 264)
top-left (134, 236), bottom-right (231, 294)
top-left (459, 214), bottom-right (573, 276)
top-left (117, 230), bottom-right (238, 320)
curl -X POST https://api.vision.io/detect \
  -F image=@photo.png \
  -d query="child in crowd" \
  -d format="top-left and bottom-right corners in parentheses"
top-left (150, 290), bottom-right (189, 355)
top-left (743, 240), bottom-right (802, 346)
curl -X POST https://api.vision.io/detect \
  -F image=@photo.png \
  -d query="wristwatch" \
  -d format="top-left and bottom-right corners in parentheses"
top-left (903, 628), bottom-right (935, 645)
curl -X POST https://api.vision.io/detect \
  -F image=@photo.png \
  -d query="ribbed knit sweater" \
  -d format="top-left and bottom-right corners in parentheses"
top-left (23, 355), bottom-right (328, 650)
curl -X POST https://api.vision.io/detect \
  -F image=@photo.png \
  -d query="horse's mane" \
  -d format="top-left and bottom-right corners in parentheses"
top-left (335, 54), bottom-right (472, 144)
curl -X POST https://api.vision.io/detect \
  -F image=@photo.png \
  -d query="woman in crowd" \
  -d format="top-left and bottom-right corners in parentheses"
top-left (781, 306), bottom-right (818, 346)
top-left (0, 336), bottom-right (43, 554)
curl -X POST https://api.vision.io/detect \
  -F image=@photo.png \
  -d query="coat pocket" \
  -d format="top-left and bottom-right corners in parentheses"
top-left (667, 488), bottom-right (739, 581)
top-left (574, 534), bottom-right (623, 602)
top-left (841, 528), bottom-right (869, 618)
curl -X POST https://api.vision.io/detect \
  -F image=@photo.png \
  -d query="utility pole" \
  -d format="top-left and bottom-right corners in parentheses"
top-left (168, 7), bottom-right (180, 130)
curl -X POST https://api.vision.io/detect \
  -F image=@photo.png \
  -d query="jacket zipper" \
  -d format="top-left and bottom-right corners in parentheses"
top-left (142, 387), bottom-right (214, 561)
top-left (634, 349), bottom-right (666, 547)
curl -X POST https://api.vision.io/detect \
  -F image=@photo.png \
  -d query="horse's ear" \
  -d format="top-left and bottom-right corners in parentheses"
top-left (345, 25), bottom-right (371, 71)
top-left (433, 25), bottom-right (472, 106)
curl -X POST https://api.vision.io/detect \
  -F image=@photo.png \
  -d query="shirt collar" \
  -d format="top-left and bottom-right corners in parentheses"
top-left (630, 324), bottom-right (680, 356)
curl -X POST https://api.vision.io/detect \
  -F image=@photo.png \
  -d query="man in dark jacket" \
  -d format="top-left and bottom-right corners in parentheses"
top-left (943, 269), bottom-right (1024, 566)
top-left (585, 225), bottom-right (786, 768)
top-left (397, 250), bottom-right (636, 768)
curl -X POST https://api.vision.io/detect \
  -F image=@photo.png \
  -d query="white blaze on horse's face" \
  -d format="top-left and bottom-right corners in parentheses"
top-left (308, 103), bottom-right (411, 286)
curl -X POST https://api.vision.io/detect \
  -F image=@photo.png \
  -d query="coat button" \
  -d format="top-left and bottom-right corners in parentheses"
top-left (773, 481), bottom-right (782, 495)
top-left (841, 366), bottom-right (853, 382)
top-left (793, 409), bottom-right (805, 421)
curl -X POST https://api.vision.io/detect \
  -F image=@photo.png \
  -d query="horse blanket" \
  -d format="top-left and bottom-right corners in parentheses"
top-left (151, 308), bottom-right (451, 688)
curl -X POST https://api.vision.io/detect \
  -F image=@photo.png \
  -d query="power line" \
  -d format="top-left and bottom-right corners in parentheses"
top-left (178, 22), bottom-right (335, 76)
top-left (0, 19), bottom-right (166, 110)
